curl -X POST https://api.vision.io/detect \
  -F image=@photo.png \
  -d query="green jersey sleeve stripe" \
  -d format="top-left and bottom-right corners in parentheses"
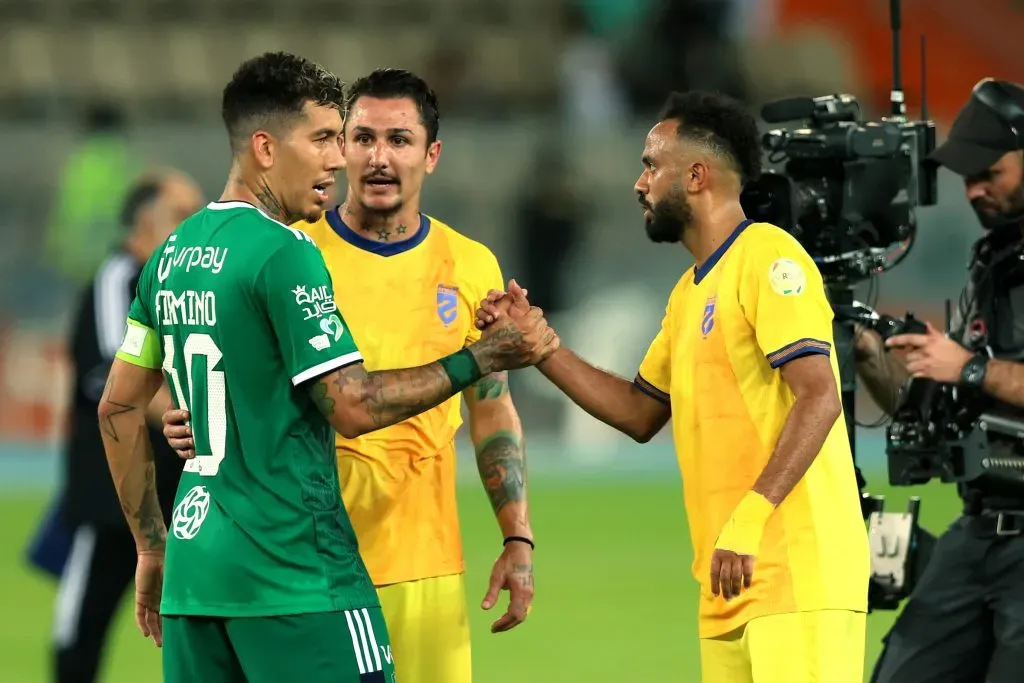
top-left (291, 351), bottom-right (363, 386)
top-left (114, 318), bottom-right (161, 370)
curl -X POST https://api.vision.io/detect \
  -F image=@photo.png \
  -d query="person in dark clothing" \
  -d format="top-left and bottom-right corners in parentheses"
top-left (46, 168), bottom-right (203, 683)
top-left (856, 79), bottom-right (1024, 683)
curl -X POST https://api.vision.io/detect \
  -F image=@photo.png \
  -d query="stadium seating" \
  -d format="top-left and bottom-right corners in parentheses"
top-left (0, 0), bottom-right (563, 118)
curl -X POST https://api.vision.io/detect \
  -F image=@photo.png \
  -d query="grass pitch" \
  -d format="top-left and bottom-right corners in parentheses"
top-left (0, 475), bottom-right (961, 682)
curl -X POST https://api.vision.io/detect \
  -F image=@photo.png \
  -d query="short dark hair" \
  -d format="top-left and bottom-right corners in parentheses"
top-left (120, 177), bottom-right (164, 229)
top-left (345, 69), bottom-right (440, 144)
top-left (658, 91), bottom-right (762, 186)
top-left (221, 52), bottom-right (346, 153)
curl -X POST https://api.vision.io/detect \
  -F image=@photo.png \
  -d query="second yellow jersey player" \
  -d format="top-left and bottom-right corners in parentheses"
top-left (304, 70), bottom-right (534, 683)
top-left (302, 207), bottom-right (506, 681)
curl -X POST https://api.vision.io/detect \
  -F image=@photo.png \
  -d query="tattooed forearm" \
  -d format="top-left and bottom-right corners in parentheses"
top-left (340, 363), bottom-right (451, 429)
top-left (124, 432), bottom-right (167, 552)
top-left (105, 418), bottom-right (166, 552)
top-left (314, 361), bottom-right (460, 438)
top-left (476, 431), bottom-right (526, 516)
top-left (100, 372), bottom-right (138, 443)
top-left (100, 362), bottom-right (167, 552)
top-left (473, 371), bottom-right (510, 401)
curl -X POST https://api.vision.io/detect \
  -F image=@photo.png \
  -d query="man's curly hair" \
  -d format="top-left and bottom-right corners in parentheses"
top-left (658, 91), bottom-right (762, 186)
top-left (221, 52), bottom-right (346, 153)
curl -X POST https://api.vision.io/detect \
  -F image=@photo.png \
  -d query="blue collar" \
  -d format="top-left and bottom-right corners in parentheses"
top-left (693, 219), bottom-right (753, 284)
top-left (325, 207), bottom-right (431, 257)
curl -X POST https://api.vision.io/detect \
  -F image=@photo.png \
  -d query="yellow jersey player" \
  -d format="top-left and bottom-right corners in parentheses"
top-left (163, 68), bottom-right (535, 683)
top-left (477, 91), bottom-right (870, 683)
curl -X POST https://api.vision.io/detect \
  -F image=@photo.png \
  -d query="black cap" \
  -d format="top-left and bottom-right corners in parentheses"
top-left (929, 79), bottom-right (1024, 177)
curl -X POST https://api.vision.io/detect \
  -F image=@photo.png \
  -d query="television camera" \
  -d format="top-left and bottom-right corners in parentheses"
top-left (738, 0), bottom-right (945, 611)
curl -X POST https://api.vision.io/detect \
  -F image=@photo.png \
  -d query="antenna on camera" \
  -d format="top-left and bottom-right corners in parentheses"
top-left (890, 0), bottom-right (906, 118)
top-left (920, 34), bottom-right (929, 120)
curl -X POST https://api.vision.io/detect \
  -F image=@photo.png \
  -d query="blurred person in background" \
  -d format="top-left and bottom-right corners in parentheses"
top-left (163, 68), bottom-right (534, 683)
top-left (860, 79), bottom-right (1024, 683)
top-left (618, 0), bottom-right (748, 116)
top-left (47, 169), bottom-right (202, 683)
top-left (514, 145), bottom-right (585, 317)
top-left (45, 101), bottom-right (136, 287)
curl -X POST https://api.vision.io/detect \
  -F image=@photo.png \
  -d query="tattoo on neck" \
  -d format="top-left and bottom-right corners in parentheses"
top-left (377, 230), bottom-right (390, 241)
top-left (255, 180), bottom-right (287, 223)
top-left (396, 224), bottom-right (407, 235)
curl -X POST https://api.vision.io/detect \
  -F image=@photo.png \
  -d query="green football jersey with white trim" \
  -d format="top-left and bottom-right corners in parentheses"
top-left (117, 200), bottom-right (377, 617)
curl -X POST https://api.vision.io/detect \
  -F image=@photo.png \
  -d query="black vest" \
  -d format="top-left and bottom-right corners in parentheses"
top-left (954, 231), bottom-right (1024, 509)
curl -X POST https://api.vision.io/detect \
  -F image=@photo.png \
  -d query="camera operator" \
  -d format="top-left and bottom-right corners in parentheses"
top-left (857, 79), bottom-right (1024, 683)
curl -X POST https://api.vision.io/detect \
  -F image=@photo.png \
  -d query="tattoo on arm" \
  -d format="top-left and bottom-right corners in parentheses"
top-left (341, 363), bottom-right (451, 428)
top-left (476, 430), bottom-right (526, 516)
top-left (101, 366), bottom-right (166, 553)
top-left (310, 362), bottom-right (458, 435)
top-left (100, 373), bottom-right (138, 443)
top-left (312, 378), bottom-right (336, 418)
top-left (473, 371), bottom-right (510, 401)
top-left (125, 428), bottom-right (167, 552)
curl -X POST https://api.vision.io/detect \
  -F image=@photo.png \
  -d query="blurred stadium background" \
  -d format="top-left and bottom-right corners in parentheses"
top-left (1, 0), bottom-right (1021, 680)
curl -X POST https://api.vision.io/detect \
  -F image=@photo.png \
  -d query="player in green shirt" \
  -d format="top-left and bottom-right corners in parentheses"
top-left (98, 52), bottom-right (557, 683)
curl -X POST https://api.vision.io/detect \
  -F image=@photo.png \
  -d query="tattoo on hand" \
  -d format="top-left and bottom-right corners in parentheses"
top-left (512, 562), bottom-right (534, 588)
top-left (473, 371), bottom-right (510, 401)
top-left (100, 371), bottom-right (138, 443)
top-left (477, 431), bottom-right (526, 515)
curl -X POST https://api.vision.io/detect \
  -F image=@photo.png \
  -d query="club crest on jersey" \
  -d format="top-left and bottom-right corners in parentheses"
top-left (701, 297), bottom-right (716, 337)
top-left (437, 285), bottom-right (459, 326)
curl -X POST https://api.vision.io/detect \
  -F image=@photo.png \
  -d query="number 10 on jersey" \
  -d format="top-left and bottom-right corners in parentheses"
top-left (163, 333), bottom-right (227, 476)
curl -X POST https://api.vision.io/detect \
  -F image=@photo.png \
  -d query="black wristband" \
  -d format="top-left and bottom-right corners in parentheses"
top-left (503, 535), bottom-right (535, 550)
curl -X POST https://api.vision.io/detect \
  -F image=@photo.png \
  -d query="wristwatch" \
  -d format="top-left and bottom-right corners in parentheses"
top-left (960, 354), bottom-right (990, 388)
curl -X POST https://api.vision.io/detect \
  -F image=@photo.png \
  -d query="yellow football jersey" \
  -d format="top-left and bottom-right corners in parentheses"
top-left (302, 208), bottom-right (503, 586)
top-left (637, 220), bottom-right (869, 639)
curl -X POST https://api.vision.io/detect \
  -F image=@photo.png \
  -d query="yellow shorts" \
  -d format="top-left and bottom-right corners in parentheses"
top-left (699, 609), bottom-right (866, 683)
top-left (377, 573), bottom-right (472, 683)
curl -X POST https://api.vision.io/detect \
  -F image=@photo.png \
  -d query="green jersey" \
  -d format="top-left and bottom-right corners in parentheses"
top-left (116, 200), bottom-right (378, 617)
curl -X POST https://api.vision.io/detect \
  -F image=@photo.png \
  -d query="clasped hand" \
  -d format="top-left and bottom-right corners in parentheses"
top-left (476, 279), bottom-right (559, 369)
top-left (475, 280), bottom-right (560, 363)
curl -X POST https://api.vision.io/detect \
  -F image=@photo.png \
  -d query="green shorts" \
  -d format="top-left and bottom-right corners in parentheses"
top-left (163, 608), bottom-right (395, 683)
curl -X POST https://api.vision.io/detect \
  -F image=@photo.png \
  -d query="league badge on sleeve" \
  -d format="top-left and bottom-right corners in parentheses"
top-left (768, 258), bottom-right (806, 296)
